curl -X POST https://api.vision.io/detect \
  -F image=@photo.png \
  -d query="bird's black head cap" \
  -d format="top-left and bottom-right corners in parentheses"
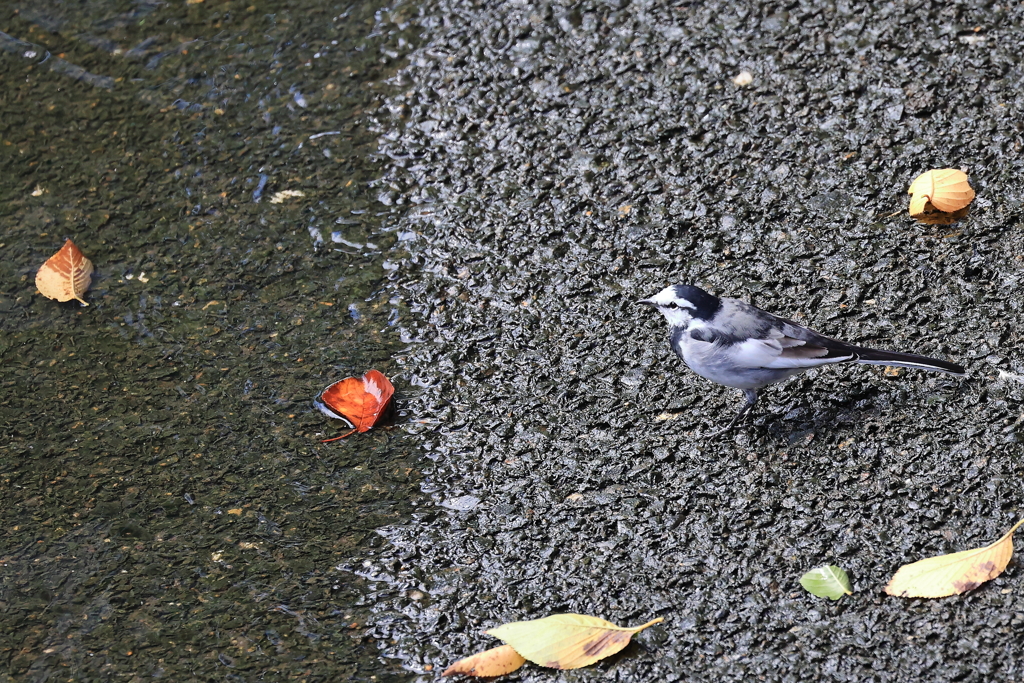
top-left (672, 285), bottom-right (721, 320)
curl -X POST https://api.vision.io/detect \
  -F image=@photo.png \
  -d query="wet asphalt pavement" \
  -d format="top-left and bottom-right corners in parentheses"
top-left (3, 0), bottom-right (1023, 681)
top-left (367, 0), bottom-right (1024, 680)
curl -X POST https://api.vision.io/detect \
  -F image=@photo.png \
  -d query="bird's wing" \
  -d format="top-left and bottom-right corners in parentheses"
top-left (731, 328), bottom-right (855, 370)
top-left (690, 301), bottom-right (856, 369)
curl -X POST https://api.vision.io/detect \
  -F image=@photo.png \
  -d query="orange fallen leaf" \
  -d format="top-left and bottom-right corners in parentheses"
top-left (35, 239), bottom-right (94, 305)
top-left (908, 169), bottom-right (974, 224)
top-left (885, 519), bottom-right (1024, 598)
top-left (486, 613), bottom-right (663, 670)
top-left (908, 168), bottom-right (974, 213)
top-left (443, 644), bottom-right (526, 677)
top-left (316, 369), bottom-right (394, 442)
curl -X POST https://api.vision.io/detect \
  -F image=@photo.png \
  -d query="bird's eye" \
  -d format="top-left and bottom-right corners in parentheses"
top-left (667, 302), bottom-right (679, 309)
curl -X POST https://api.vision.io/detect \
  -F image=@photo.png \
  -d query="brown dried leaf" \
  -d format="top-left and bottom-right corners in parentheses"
top-left (443, 645), bottom-right (526, 677)
top-left (885, 519), bottom-right (1024, 598)
top-left (35, 239), bottom-right (94, 305)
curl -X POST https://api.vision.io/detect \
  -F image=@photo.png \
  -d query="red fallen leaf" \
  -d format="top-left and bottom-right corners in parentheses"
top-left (315, 370), bottom-right (395, 442)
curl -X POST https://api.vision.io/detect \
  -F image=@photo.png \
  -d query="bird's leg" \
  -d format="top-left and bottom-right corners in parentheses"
top-left (721, 389), bottom-right (759, 433)
top-left (703, 390), bottom-right (758, 437)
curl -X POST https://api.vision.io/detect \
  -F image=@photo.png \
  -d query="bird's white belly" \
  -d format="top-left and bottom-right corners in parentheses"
top-left (678, 340), bottom-right (805, 390)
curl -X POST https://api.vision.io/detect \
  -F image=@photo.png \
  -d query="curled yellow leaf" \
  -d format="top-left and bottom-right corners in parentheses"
top-left (486, 613), bottom-right (663, 670)
top-left (443, 644), bottom-right (526, 677)
top-left (908, 169), bottom-right (974, 224)
top-left (908, 192), bottom-right (930, 217)
top-left (885, 519), bottom-right (1024, 598)
top-left (35, 238), bottom-right (94, 305)
top-left (908, 168), bottom-right (974, 212)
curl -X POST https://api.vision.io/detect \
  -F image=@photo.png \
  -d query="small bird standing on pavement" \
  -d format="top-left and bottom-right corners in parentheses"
top-left (639, 284), bottom-right (965, 430)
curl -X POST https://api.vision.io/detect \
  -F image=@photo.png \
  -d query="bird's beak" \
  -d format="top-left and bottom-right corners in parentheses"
top-left (637, 299), bottom-right (657, 307)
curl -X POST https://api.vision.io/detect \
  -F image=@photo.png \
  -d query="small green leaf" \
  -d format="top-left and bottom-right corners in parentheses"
top-left (800, 565), bottom-right (853, 600)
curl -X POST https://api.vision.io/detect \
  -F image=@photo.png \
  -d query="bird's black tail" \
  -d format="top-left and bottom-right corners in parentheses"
top-left (849, 347), bottom-right (965, 376)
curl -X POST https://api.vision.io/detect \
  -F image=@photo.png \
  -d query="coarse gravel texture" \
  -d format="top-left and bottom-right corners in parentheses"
top-left (363, 0), bottom-right (1024, 681)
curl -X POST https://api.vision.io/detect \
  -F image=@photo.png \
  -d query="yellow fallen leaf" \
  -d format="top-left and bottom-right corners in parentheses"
top-left (908, 168), bottom-right (974, 224)
top-left (908, 192), bottom-right (930, 217)
top-left (908, 168), bottom-right (974, 213)
top-left (486, 613), bottom-right (663, 670)
top-left (35, 239), bottom-right (94, 305)
top-left (886, 519), bottom-right (1024, 598)
top-left (443, 644), bottom-right (526, 677)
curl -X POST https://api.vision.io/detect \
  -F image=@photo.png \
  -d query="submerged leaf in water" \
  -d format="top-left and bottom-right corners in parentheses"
top-left (36, 239), bottom-right (94, 306)
top-left (316, 369), bottom-right (395, 441)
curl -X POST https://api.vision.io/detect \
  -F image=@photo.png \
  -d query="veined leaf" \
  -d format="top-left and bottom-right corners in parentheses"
top-left (908, 168), bottom-right (974, 213)
top-left (486, 613), bottom-right (663, 670)
top-left (886, 519), bottom-right (1024, 598)
top-left (799, 565), bottom-right (853, 600)
top-left (907, 169), bottom-right (974, 224)
top-left (36, 239), bottom-right (94, 305)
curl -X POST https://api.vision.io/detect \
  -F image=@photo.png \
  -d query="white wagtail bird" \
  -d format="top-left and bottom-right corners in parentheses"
top-left (639, 285), bottom-right (966, 430)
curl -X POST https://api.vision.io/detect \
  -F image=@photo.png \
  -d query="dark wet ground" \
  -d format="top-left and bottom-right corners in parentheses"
top-left (364, 0), bottom-right (1024, 681)
top-left (1, 1), bottom-right (420, 681)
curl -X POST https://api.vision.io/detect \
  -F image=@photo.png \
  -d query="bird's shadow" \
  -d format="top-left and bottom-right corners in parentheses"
top-left (733, 382), bottom-right (952, 444)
